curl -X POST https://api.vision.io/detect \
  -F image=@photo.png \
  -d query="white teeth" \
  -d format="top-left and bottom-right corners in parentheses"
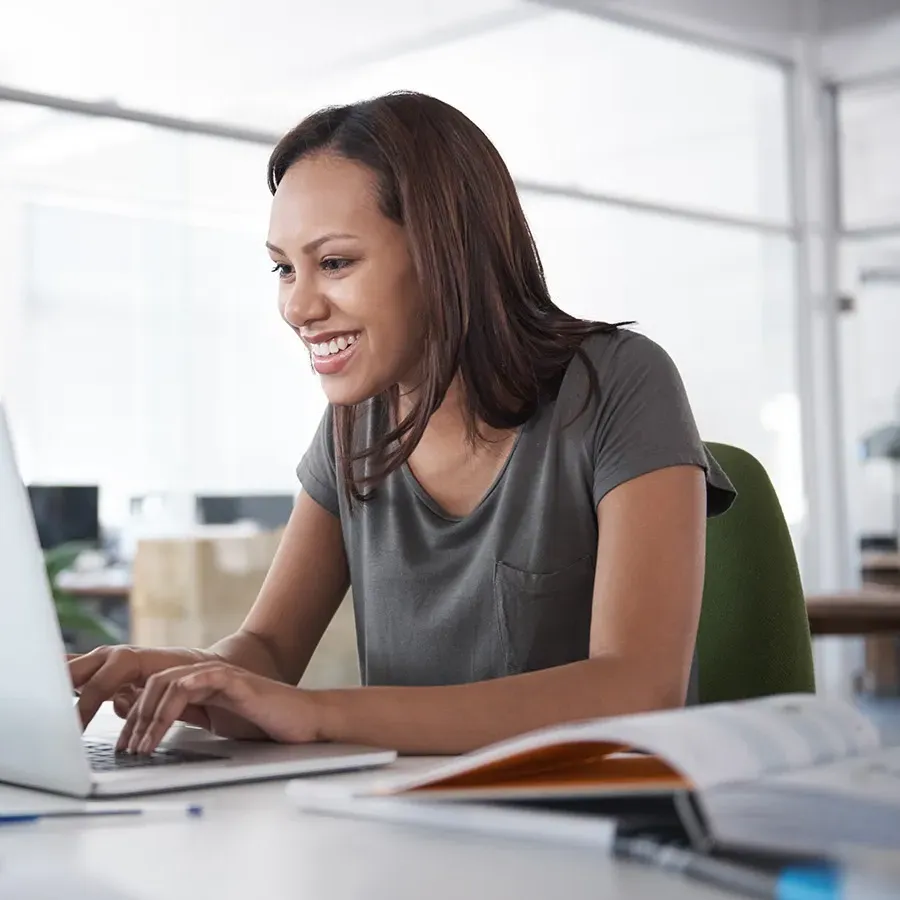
top-left (311, 333), bottom-right (359, 357)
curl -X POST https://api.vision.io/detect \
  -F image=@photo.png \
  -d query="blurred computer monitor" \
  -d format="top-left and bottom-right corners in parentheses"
top-left (26, 484), bottom-right (100, 549)
top-left (196, 494), bottom-right (295, 530)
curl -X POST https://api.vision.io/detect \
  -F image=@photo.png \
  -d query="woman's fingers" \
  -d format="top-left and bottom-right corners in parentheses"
top-left (115, 702), bottom-right (138, 752)
top-left (114, 692), bottom-right (211, 750)
top-left (120, 664), bottom-right (236, 754)
top-left (134, 680), bottom-right (196, 755)
top-left (116, 666), bottom-right (173, 751)
top-left (68, 647), bottom-right (111, 690)
top-left (112, 685), bottom-right (139, 719)
top-left (74, 648), bottom-right (142, 728)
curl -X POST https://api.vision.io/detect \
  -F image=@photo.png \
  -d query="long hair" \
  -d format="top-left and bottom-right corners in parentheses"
top-left (267, 91), bottom-right (621, 505)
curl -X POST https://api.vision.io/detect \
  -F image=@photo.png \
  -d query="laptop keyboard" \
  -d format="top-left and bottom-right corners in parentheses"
top-left (84, 739), bottom-right (223, 772)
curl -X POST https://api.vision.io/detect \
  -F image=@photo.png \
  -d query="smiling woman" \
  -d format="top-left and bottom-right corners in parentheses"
top-left (265, 150), bottom-right (425, 413)
top-left (69, 91), bottom-right (736, 758)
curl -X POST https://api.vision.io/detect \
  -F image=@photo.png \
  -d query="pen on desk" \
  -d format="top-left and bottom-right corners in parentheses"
top-left (613, 836), bottom-right (776, 898)
top-left (0, 803), bottom-right (203, 825)
top-left (775, 866), bottom-right (900, 900)
top-left (613, 837), bottom-right (900, 900)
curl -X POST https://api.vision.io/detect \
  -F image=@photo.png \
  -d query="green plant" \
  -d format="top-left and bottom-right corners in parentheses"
top-left (44, 542), bottom-right (121, 645)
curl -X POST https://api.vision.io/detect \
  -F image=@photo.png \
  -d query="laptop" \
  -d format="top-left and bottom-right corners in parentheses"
top-left (0, 403), bottom-right (397, 798)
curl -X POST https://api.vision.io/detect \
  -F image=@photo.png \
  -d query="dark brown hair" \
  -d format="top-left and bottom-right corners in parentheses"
top-left (267, 91), bottom-right (622, 505)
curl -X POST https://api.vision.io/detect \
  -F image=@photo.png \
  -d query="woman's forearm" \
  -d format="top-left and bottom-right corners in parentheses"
top-left (313, 656), bottom-right (685, 755)
top-left (205, 629), bottom-right (290, 684)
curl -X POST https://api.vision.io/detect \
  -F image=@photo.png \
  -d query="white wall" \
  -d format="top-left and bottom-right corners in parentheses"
top-left (0, 187), bottom-right (25, 415)
top-left (838, 82), bottom-right (900, 545)
top-left (839, 242), bottom-right (900, 542)
top-left (0, 112), bottom-right (324, 527)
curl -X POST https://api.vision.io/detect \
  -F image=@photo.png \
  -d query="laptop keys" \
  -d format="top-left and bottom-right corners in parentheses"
top-left (84, 739), bottom-right (223, 772)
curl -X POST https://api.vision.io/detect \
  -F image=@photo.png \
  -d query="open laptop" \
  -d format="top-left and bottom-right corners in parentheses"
top-left (0, 402), bottom-right (397, 798)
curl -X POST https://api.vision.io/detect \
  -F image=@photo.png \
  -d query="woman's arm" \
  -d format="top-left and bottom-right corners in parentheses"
top-left (70, 490), bottom-right (349, 727)
top-left (118, 464), bottom-right (707, 755)
top-left (206, 490), bottom-right (350, 684)
top-left (313, 464), bottom-right (707, 753)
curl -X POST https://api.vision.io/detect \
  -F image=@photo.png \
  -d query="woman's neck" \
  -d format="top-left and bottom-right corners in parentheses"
top-left (397, 375), bottom-right (515, 450)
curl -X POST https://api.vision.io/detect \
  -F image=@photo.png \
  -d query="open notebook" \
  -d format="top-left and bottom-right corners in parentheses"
top-left (291, 693), bottom-right (900, 858)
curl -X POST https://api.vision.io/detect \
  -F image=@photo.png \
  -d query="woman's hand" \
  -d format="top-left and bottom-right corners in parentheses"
top-left (110, 683), bottom-right (268, 742)
top-left (69, 645), bottom-right (212, 729)
top-left (115, 661), bottom-right (322, 755)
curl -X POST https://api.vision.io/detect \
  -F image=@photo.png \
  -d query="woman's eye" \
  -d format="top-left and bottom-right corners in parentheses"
top-left (321, 257), bottom-right (353, 273)
top-left (270, 263), bottom-right (293, 279)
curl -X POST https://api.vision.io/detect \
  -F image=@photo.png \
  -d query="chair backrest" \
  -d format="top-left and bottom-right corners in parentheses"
top-left (697, 442), bottom-right (816, 703)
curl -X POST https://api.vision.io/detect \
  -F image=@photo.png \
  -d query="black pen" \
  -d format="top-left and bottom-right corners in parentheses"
top-left (613, 836), bottom-right (777, 898)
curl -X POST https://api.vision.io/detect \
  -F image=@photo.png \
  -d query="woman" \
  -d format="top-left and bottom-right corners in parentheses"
top-left (69, 91), bottom-right (735, 757)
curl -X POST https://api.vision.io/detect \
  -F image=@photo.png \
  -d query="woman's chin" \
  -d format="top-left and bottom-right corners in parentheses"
top-left (317, 357), bottom-right (402, 407)
top-left (320, 379), bottom-right (378, 408)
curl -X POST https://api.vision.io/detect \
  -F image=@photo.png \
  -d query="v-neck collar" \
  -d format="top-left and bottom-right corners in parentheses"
top-left (401, 418), bottom-right (530, 523)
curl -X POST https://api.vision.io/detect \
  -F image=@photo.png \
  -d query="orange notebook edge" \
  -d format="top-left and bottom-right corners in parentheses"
top-left (374, 739), bottom-right (693, 798)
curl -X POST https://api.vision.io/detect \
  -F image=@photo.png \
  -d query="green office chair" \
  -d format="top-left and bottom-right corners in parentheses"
top-left (696, 442), bottom-right (816, 704)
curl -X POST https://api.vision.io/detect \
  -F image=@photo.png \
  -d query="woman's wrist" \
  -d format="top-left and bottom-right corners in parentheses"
top-left (305, 688), bottom-right (347, 744)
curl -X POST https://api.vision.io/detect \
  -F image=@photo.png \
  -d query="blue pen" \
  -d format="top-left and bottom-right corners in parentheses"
top-left (777, 865), bottom-right (899, 900)
top-left (0, 803), bottom-right (203, 825)
top-left (614, 837), bottom-right (900, 900)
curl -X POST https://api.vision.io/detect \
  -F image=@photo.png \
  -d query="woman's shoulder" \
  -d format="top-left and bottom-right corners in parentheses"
top-left (559, 325), bottom-right (684, 405)
top-left (577, 326), bottom-right (679, 376)
top-left (554, 325), bottom-right (736, 517)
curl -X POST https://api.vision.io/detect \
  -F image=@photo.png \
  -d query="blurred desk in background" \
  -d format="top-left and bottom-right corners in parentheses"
top-left (862, 551), bottom-right (900, 588)
top-left (807, 588), bottom-right (900, 636)
top-left (56, 565), bottom-right (132, 601)
top-left (808, 551), bottom-right (900, 696)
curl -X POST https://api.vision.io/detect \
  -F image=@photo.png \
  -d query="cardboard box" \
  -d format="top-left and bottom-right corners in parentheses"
top-left (130, 529), bottom-right (361, 687)
top-left (130, 529), bottom-right (284, 648)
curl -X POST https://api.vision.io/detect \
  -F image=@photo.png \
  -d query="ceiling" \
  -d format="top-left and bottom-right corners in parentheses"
top-left (3, 0), bottom-right (900, 141)
top-left (0, 0), bottom-right (535, 124)
top-left (537, 0), bottom-right (900, 75)
top-left (821, 0), bottom-right (900, 33)
top-left (540, 0), bottom-right (900, 40)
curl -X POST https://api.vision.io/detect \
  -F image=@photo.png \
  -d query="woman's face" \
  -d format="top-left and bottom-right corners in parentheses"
top-left (267, 153), bottom-right (424, 406)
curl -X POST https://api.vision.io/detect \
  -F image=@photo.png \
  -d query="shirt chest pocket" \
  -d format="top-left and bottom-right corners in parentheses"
top-left (493, 554), bottom-right (595, 675)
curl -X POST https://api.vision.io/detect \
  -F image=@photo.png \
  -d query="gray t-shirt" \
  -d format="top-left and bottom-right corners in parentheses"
top-left (297, 329), bottom-right (736, 700)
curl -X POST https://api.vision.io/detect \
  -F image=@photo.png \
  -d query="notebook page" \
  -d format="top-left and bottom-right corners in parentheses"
top-left (700, 746), bottom-right (900, 856)
top-left (751, 743), bottom-right (900, 804)
top-left (374, 694), bottom-right (880, 796)
top-left (572, 693), bottom-right (881, 791)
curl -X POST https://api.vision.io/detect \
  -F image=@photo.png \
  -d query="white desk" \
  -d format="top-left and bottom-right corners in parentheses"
top-left (0, 709), bottom-right (731, 900)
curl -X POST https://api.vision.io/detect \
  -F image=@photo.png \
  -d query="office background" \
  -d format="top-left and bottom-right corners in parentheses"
top-left (1, 0), bottom-right (899, 696)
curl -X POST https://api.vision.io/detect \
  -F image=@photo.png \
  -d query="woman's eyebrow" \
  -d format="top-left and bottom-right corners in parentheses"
top-left (265, 233), bottom-right (358, 256)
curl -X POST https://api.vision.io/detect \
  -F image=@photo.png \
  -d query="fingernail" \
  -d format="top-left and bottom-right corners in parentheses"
top-left (137, 737), bottom-right (152, 755)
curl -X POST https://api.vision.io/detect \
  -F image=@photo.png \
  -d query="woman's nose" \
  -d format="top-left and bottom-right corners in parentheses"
top-left (282, 278), bottom-right (329, 329)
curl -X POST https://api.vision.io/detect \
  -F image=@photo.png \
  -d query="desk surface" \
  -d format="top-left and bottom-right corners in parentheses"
top-left (0, 709), bottom-right (727, 900)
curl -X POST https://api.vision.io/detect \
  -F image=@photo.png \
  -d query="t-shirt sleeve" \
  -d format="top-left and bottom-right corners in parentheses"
top-left (585, 331), bottom-right (736, 517)
top-left (296, 404), bottom-right (340, 517)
